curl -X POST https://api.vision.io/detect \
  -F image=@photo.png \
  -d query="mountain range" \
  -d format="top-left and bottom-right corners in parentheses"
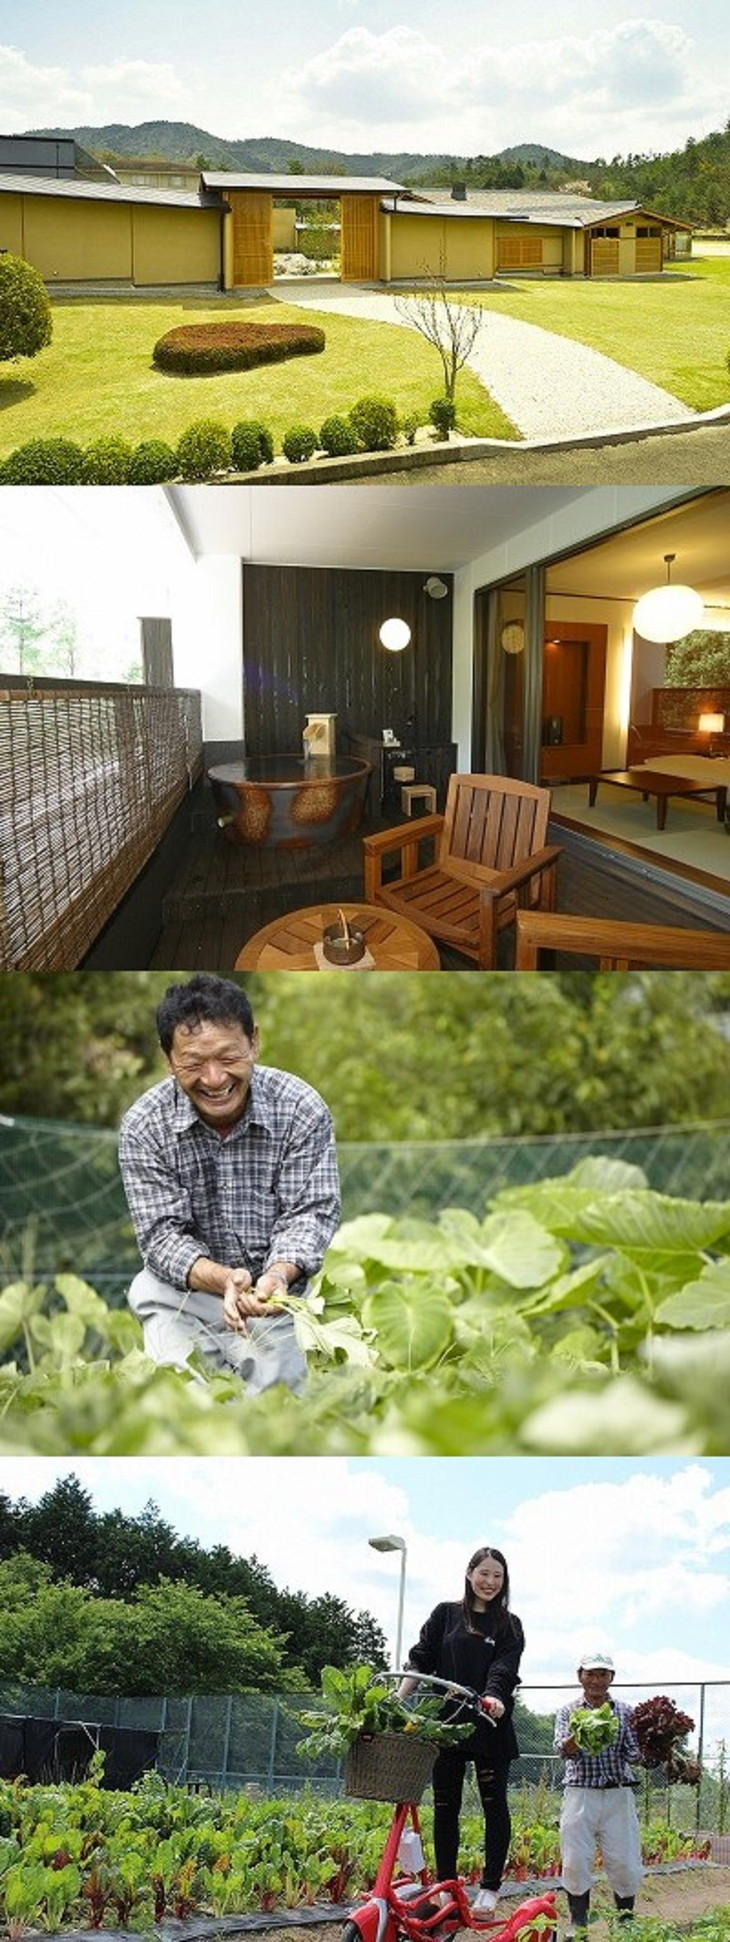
top-left (26, 120), bottom-right (589, 178)
top-left (25, 118), bottom-right (730, 222)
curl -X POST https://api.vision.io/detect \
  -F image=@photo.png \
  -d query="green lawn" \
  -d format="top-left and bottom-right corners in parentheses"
top-left (466, 255), bottom-right (730, 411)
top-left (0, 293), bottom-right (517, 457)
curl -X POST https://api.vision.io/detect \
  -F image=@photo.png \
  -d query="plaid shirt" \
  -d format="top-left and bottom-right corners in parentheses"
top-left (554, 1698), bottom-right (640, 1788)
top-left (119, 1066), bottom-right (341, 1291)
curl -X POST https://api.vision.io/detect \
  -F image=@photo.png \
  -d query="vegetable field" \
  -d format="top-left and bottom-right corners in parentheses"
top-left (2, 1157), bottom-right (730, 1453)
top-left (0, 1772), bottom-right (714, 1933)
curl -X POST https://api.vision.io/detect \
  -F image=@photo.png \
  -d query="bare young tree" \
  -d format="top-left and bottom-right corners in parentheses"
top-left (393, 262), bottom-right (485, 408)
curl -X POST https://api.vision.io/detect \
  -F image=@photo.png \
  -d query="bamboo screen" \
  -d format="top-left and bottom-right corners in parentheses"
top-left (0, 682), bottom-right (202, 970)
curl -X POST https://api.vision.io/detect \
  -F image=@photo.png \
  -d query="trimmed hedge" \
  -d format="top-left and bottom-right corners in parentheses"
top-left (282, 425), bottom-right (318, 463)
top-left (176, 418), bottom-right (232, 480)
top-left (82, 436), bottom-right (133, 483)
top-left (127, 439), bottom-right (179, 484)
top-left (319, 414), bottom-right (358, 457)
top-left (429, 396), bottom-right (456, 437)
top-left (349, 394), bottom-right (399, 451)
top-left (153, 321), bottom-right (326, 374)
top-left (0, 253), bottom-right (52, 363)
top-left (231, 419), bottom-right (275, 472)
top-left (1, 438), bottom-right (85, 483)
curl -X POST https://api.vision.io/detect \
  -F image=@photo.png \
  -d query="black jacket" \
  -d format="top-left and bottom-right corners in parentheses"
top-left (407, 1600), bottom-right (524, 1762)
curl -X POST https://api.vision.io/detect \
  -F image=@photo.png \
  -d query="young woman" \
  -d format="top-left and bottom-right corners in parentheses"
top-left (400, 1546), bottom-right (524, 1916)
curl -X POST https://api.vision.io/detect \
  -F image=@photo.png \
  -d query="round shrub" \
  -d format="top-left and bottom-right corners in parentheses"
top-left (282, 425), bottom-right (318, 464)
top-left (2, 438), bottom-right (85, 484)
top-left (231, 419), bottom-right (275, 472)
top-left (402, 412), bottom-right (421, 446)
top-left (319, 414), bottom-right (358, 457)
top-left (348, 394), bottom-right (399, 452)
top-left (152, 321), bottom-right (325, 374)
top-left (0, 253), bottom-right (52, 362)
top-left (127, 439), bottom-right (180, 484)
top-left (429, 396), bottom-right (456, 438)
top-left (176, 419), bottom-right (232, 480)
top-left (82, 436), bottom-right (133, 484)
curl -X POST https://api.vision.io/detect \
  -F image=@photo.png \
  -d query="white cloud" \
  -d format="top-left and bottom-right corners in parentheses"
top-left (3, 1460), bottom-right (730, 1711)
top-left (275, 15), bottom-right (725, 157)
top-left (0, 43), bottom-right (187, 130)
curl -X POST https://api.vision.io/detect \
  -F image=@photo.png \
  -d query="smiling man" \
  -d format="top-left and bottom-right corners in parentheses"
top-left (118, 974), bottom-right (340, 1391)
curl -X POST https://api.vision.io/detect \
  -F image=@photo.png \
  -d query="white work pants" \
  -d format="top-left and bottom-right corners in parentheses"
top-left (127, 1268), bottom-right (306, 1394)
top-left (560, 1787), bottom-right (644, 1898)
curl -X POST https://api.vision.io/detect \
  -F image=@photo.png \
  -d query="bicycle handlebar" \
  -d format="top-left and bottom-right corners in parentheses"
top-left (382, 1669), bottom-right (498, 1723)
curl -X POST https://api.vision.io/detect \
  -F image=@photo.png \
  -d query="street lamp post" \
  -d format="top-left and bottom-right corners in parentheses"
top-left (368, 1533), bottom-right (407, 1671)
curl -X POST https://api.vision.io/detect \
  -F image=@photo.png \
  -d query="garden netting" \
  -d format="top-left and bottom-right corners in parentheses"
top-left (2, 1112), bottom-right (730, 1307)
top-left (0, 1679), bottom-right (727, 1832)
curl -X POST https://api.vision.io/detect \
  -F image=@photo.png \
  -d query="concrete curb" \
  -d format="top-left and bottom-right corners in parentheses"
top-left (230, 404), bottom-right (730, 483)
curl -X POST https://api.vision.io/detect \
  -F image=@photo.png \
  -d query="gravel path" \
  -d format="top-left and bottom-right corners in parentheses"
top-left (274, 284), bottom-right (694, 440)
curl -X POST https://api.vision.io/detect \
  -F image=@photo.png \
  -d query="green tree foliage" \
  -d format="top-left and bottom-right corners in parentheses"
top-left (0, 1478), bottom-right (388, 1683)
top-left (0, 1556), bottom-right (300, 1695)
top-left (665, 630), bottom-right (730, 686)
top-left (3, 973), bottom-right (730, 1138)
top-left (0, 585), bottom-right (83, 677)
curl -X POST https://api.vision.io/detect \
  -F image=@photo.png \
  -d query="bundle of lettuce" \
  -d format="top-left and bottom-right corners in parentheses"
top-left (569, 1702), bottom-right (619, 1752)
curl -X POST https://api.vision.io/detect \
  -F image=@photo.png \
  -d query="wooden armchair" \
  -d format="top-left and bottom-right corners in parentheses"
top-left (363, 773), bottom-right (561, 970)
top-left (515, 910), bottom-right (730, 970)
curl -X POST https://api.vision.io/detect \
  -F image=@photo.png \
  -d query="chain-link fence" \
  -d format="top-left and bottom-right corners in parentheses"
top-left (2, 1113), bottom-right (729, 1307)
top-left (1, 1681), bottom-right (727, 1833)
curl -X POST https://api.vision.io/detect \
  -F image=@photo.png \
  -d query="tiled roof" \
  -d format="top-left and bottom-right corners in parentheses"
top-left (201, 172), bottom-right (405, 194)
top-left (0, 172), bottom-right (222, 209)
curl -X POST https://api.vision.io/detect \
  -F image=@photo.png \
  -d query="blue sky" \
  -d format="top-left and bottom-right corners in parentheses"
top-left (2, 1458), bottom-right (729, 1730)
top-left (1, 3), bottom-right (728, 159)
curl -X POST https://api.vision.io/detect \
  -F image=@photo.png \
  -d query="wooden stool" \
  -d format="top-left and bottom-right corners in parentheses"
top-left (401, 782), bottom-right (437, 816)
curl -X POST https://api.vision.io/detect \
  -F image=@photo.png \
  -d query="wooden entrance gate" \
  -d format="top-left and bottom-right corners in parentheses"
top-left (341, 194), bottom-right (379, 280)
top-left (229, 191), bottom-right (273, 286)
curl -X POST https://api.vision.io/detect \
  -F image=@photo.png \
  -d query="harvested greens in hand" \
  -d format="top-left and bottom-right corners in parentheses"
top-left (569, 1702), bottom-right (620, 1752)
top-left (632, 1695), bottom-right (699, 1781)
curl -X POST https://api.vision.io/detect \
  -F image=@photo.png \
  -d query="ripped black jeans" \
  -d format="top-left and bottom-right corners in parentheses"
top-left (431, 1746), bottom-right (512, 1892)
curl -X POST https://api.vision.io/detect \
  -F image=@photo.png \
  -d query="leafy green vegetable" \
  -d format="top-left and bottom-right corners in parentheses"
top-left (296, 1663), bottom-right (472, 1761)
top-left (3, 1161), bottom-right (730, 1451)
top-left (569, 1703), bottom-right (620, 1752)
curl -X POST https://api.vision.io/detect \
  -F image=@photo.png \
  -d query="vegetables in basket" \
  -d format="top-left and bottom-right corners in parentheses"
top-left (297, 1662), bottom-right (473, 1762)
top-left (569, 1702), bottom-right (619, 1752)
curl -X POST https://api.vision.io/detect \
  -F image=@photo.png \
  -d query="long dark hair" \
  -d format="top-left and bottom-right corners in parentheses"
top-left (462, 1545), bottom-right (516, 1637)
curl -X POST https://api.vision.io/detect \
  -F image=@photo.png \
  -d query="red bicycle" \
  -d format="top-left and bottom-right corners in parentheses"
top-left (341, 1674), bottom-right (557, 1942)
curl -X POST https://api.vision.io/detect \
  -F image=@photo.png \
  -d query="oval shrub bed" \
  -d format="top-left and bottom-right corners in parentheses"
top-left (152, 321), bottom-right (325, 374)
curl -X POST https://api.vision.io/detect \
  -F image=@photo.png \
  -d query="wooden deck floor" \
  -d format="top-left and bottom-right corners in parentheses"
top-left (148, 810), bottom-right (730, 971)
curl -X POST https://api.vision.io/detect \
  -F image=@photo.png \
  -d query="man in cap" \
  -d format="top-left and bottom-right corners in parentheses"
top-left (554, 1650), bottom-right (643, 1938)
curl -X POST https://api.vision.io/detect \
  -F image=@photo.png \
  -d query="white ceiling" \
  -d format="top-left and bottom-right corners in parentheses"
top-left (166, 483), bottom-right (590, 571)
top-left (547, 490), bottom-right (730, 603)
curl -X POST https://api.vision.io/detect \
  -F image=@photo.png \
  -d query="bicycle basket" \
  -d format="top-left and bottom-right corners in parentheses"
top-left (344, 1732), bottom-right (437, 1802)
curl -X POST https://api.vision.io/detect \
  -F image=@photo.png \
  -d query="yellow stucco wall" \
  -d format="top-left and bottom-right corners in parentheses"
top-left (386, 213), bottom-right (495, 281)
top-left (0, 191), bottom-right (219, 284)
top-left (132, 205), bottom-right (220, 283)
top-left (24, 199), bottom-right (133, 279)
top-left (0, 194), bottom-right (24, 254)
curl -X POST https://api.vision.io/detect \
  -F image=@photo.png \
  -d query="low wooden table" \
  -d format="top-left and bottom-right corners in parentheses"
top-left (235, 902), bottom-right (441, 970)
top-left (588, 767), bottom-right (728, 831)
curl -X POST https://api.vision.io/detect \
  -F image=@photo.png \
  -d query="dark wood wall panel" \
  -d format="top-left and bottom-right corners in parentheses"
top-left (241, 564), bottom-right (453, 756)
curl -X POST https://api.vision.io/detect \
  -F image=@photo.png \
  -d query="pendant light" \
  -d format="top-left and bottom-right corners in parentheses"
top-left (632, 554), bottom-right (704, 643)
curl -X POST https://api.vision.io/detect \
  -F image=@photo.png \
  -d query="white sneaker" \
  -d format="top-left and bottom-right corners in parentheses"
top-left (472, 1889), bottom-right (499, 1916)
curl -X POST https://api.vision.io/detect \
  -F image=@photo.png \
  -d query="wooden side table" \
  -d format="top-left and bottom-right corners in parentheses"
top-left (235, 902), bottom-right (441, 970)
